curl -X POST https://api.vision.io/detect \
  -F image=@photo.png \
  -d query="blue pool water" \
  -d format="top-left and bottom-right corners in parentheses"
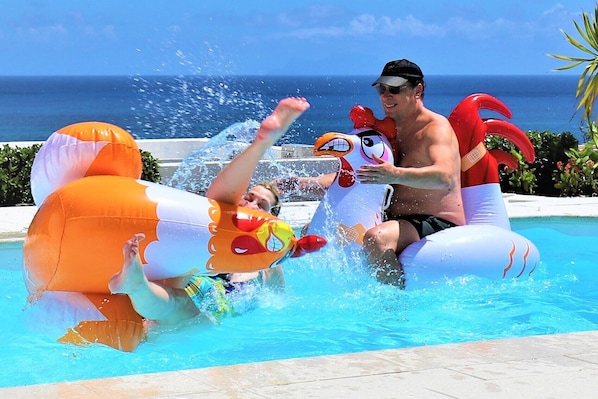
top-left (1, 216), bottom-right (597, 388)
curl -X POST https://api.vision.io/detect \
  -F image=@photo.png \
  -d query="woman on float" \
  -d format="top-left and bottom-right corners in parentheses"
top-left (109, 97), bottom-right (310, 324)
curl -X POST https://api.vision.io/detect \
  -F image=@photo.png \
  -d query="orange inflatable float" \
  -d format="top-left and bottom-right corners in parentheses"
top-left (23, 121), bottom-right (325, 351)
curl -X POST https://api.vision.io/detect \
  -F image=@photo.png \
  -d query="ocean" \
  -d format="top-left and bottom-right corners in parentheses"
top-left (0, 75), bottom-right (587, 145)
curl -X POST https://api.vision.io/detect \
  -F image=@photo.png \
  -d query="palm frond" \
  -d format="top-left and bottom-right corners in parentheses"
top-left (549, 5), bottom-right (598, 143)
top-left (578, 14), bottom-right (597, 50)
top-left (580, 10), bottom-right (598, 51)
top-left (548, 53), bottom-right (592, 62)
top-left (563, 28), bottom-right (596, 55)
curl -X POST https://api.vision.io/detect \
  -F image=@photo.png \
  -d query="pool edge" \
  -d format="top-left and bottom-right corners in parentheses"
top-left (3, 330), bottom-right (598, 397)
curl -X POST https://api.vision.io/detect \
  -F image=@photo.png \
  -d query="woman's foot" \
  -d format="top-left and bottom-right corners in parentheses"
top-left (109, 233), bottom-right (148, 294)
top-left (257, 97), bottom-right (310, 146)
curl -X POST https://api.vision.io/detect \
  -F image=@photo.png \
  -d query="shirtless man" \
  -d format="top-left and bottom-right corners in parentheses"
top-left (109, 97), bottom-right (310, 324)
top-left (357, 59), bottom-right (465, 286)
top-left (278, 60), bottom-right (464, 287)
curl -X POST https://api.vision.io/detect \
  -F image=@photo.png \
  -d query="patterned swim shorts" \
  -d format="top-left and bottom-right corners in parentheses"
top-left (184, 274), bottom-right (263, 321)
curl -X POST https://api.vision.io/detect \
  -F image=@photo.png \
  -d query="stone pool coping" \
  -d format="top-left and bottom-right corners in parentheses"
top-left (2, 194), bottom-right (598, 398)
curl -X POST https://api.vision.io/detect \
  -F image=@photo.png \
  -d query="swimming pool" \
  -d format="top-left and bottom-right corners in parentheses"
top-left (1, 216), bottom-right (597, 388)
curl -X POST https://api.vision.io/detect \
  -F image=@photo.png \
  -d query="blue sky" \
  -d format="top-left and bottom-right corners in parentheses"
top-left (1, 0), bottom-right (595, 76)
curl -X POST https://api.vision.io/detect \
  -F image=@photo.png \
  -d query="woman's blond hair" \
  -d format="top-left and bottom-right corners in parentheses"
top-left (256, 181), bottom-right (281, 216)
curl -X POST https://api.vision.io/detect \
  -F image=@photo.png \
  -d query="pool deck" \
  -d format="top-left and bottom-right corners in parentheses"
top-left (3, 194), bottom-right (598, 398)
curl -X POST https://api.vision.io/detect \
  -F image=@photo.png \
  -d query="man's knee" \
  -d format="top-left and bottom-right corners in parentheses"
top-left (363, 226), bottom-right (379, 250)
top-left (363, 224), bottom-right (394, 255)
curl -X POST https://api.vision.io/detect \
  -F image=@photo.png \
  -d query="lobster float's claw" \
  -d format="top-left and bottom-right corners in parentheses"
top-left (291, 235), bottom-right (328, 258)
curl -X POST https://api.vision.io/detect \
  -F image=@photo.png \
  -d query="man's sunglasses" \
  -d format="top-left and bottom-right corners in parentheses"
top-left (375, 84), bottom-right (409, 95)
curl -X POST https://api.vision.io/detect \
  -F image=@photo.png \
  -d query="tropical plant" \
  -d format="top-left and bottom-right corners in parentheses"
top-left (553, 145), bottom-right (598, 196)
top-left (503, 149), bottom-right (537, 195)
top-left (486, 130), bottom-right (578, 196)
top-left (548, 5), bottom-right (598, 146)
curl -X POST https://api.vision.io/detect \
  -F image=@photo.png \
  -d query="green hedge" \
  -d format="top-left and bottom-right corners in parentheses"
top-left (0, 144), bottom-right (161, 207)
top-left (140, 150), bottom-right (162, 183)
top-left (486, 130), bottom-right (581, 196)
top-left (0, 144), bottom-right (41, 206)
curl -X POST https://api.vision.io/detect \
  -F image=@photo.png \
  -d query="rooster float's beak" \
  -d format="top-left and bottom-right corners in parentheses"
top-left (313, 132), bottom-right (353, 157)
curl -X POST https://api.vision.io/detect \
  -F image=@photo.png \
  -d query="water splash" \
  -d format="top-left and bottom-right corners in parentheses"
top-left (130, 75), bottom-right (270, 140)
top-left (167, 120), bottom-right (261, 193)
top-left (167, 121), bottom-right (336, 197)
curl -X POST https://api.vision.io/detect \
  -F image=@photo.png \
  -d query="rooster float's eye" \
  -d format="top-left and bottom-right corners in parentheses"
top-left (359, 133), bottom-right (386, 161)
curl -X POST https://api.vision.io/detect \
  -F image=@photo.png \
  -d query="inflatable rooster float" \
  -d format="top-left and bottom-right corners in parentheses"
top-left (307, 94), bottom-right (540, 288)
